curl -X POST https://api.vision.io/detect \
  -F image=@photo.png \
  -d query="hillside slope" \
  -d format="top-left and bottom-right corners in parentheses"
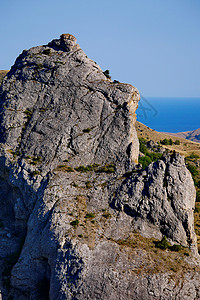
top-left (165, 128), bottom-right (200, 143)
top-left (0, 70), bottom-right (9, 85)
top-left (136, 121), bottom-right (200, 157)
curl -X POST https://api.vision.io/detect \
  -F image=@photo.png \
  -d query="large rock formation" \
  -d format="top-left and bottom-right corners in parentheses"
top-left (0, 34), bottom-right (199, 299)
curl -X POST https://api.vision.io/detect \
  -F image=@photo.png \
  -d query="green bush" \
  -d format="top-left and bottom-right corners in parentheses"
top-left (148, 152), bottom-right (162, 161)
top-left (160, 138), bottom-right (173, 145)
top-left (139, 138), bottom-right (163, 169)
top-left (155, 236), bottom-right (182, 251)
top-left (96, 164), bottom-right (115, 173)
top-left (196, 191), bottom-right (200, 202)
top-left (155, 236), bottom-right (171, 250)
top-left (24, 109), bottom-right (33, 119)
top-left (187, 164), bottom-right (198, 177)
top-left (75, 165), bottom-right (94, 172)
top-left (194, 205), bottom-right (200, 213)
top-left (139, 140), bottom-right (148, 155)
top-left (138, 156), bottom-right (152, 169)
top-left (170, 244), bottom-right (182, 252)
top-left (57, 165), bottom-right (74, 172)
top-left (85, 213), bottom-right (95, 219)
top-left (187, 153), bottom-right (200, 159)
top-left (75, 163), bottom-right (115, 173)
top-left (70, 219), bottom-right (79, 226)
top-left (174, 140), bottom-right (180, 145)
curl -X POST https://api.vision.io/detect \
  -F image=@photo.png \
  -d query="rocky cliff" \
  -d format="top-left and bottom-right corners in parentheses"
top-left (0, 34), bottom-right (199, 300)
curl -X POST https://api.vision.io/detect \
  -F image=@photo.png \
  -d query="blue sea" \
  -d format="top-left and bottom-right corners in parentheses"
top-left (136, 97), bottom-right (200, 133)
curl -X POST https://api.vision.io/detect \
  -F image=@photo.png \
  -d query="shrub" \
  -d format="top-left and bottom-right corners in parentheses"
top-left (57, 165), bottom-right (74, 172)
top-left (75, 165), bottom-right (93, 172)
top-left (70, 219), bottom-right (79, 226)
top-left (187, 153), bottom-right (200, 160)
top-left (194, 205), bottom-right (200, 213)
top-left (170, 244), bottom-right (182, 252)
top-left (103, 70), bottom-right (111, 79)
top-left (187, 164), bottom-right (198, 177)
top-left (24, 109), bottom-right (33, 119)
top-left (36, 63), bottom-right (43, 70)
top-left (42, 48), bottom-right (51, 55)
top-left (154, 236), bottom-right (182, 252)
top-left (85, 181), bottom-right (92, 189)
top-left (160, 138), bottom-right (173, 145)
top-left (75, 163), bottom-right (115, 173)
top-left (155, 236), bottom-right (170, 250)
top-left (83, 128), bottom-right (91, 133)
top-left (139, 156), bottom-right (152, 170)
top-left (85, 213), bottom-right (95, 219)
top-left (148, 152), bottom-right (162, 161)
top-left (196, 191), bottom-right (200, 202)
top-left (139, 140), bottom-right (148, 155)
top-left (32, 170), bottom-right (40, 176)
top-left (102, 212), bottom-right (111, 219)
top-left (96, 164), bottom-right (115, 173)
top-left (174, 140), bottom-right (180, 145)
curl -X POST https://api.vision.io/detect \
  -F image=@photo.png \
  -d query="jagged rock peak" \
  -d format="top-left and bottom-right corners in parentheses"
top-left (0, 35), bottom-right (199, 300)
top-left (0, 34), bottom-right (140, 174)
top-left (48, 33), bottom-right (80, 52)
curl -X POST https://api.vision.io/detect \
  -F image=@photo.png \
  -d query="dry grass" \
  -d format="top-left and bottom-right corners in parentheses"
top-left (0, 70), bottom-right (9, 85)
top-left (136, 121), bottom-right (200, 157)
top-left (111, 232), bottom-right (198, 277)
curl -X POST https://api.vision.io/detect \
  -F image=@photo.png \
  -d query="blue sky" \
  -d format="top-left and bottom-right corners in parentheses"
top-left (0, 0), bottom-right (200, 97)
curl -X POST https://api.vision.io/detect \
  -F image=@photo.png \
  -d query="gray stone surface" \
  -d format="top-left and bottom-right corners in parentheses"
top-left (0, 34), bottom-right (199, 299)
top-left (113, 152), bottom-right (197, 251)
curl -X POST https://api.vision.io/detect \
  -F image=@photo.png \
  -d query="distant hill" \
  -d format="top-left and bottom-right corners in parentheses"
top-left (164, 128), bottom-right (200, 143)
top-left (0, 70), bottom-right (9, 85)
top-left (136, 121), bottom-right (200, 157)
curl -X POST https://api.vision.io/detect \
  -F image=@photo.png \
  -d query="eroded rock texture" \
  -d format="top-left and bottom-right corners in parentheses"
top-left (0, 34), bottom-right (199, 299)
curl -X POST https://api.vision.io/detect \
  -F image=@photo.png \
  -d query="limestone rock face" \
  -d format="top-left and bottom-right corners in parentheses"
top-left (0, 33), bottom-right (139, 172)
top-left (0, 34), bottom-right (199, 299)
top-left (113, 152), bottom-right (197, 250)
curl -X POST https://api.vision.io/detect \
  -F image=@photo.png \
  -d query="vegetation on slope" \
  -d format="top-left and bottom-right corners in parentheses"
top-left (136, 121), bottom-right (200, 157)
top-left (0, 70), bottom-right (9, 85)
top-left (136, 121), bottom-right (200, 253)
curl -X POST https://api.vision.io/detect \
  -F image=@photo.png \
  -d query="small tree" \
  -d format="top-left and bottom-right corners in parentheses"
top-left (103, 70), bottom-right (111, 79)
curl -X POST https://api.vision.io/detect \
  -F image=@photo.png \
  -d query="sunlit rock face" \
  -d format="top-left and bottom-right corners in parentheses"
top-left (0, 35), bottom-right (199, 300)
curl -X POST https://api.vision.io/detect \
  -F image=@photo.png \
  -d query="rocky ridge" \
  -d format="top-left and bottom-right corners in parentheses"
top-left (166, 128), bottom-right (200, 144)
top-left (0, 34), bottom-right (199, 299)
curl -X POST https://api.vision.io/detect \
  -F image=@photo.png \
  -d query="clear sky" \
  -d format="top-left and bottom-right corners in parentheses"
top-left (0, 0), bottom-right (200, 97)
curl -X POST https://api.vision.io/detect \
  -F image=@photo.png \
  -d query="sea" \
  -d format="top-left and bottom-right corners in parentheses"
top-left (136, 97), bottom-right (200, 133)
